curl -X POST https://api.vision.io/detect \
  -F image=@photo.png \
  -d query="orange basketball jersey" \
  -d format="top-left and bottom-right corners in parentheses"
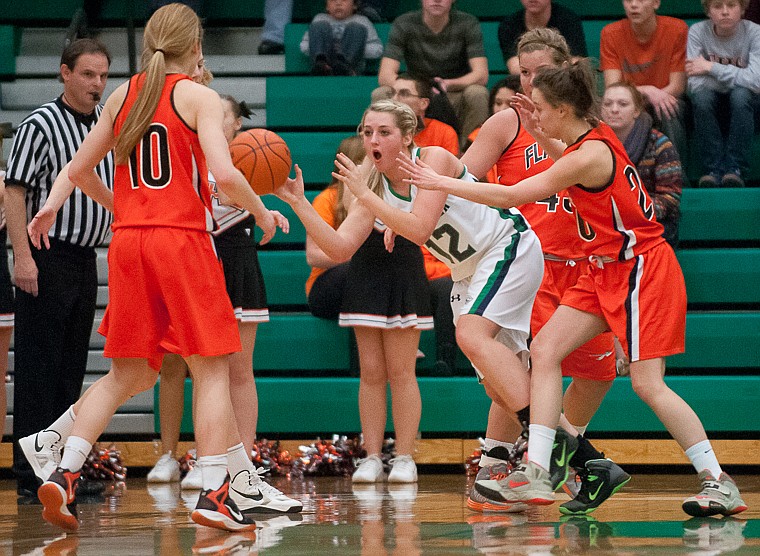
top-left (564, 122), bottom-right (665, 261)
top-left (112, 73), bottom-right (215, 232)
top-left (496, 110), bottom-right (583, 260)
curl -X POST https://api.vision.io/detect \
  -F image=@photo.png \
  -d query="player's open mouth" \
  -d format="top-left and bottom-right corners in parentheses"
top-left (372, 150), bottom-right (382, 160)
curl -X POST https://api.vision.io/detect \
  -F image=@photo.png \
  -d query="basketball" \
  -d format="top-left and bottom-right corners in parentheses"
top-left (229, 129), bottom-right (292, 195)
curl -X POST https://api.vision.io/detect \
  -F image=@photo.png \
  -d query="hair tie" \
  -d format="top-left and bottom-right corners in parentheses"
top-left (155, 49), bottom-right (165, 55)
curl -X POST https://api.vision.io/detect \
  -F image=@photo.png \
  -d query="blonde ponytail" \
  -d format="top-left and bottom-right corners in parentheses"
top-left (114, 3), bottom-right (202, 164)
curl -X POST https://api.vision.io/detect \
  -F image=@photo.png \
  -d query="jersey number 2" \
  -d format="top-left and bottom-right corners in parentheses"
top-left (427, 224), bottom-right (476, 264)
top-left (129, 124), bottom-right (172, 190)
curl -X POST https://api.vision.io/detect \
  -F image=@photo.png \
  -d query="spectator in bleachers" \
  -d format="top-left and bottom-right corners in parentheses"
top-left (300, 0), bottom-right (383, 76)
top-left (497, 0), bottom-right (587, 75)
top-left (259, 0), bottom-right (293, 55)
top-left (686, 0), bottom-right (760, 188)
top-left (374, 0), bottom-right (490, 149)
top-left (602, 82), bottom-right (683, 247)
top-left (306, 136), bottom-right (365, 320)
top-left (392, 74), bottom-right (459, 155)
top-left (6, 39), bottom-right (112, 498)
top-left (600, 0), bottom-right (690, 165)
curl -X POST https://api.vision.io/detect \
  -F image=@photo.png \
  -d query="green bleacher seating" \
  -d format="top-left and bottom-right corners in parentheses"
top-left (257, 249), bottom-right (760, 309)
top-left (253, 313), bottom-right (351, 371)
top-left (0, 25), bottom-right (16, 79)
top-left (266, 76), bottom-right (377, 129)
top-left (677, 249), bottom-right (760, 304)
top-left (278, 131), bottom-right (352, 185)
top-left (679, 188), bottom-right (760, 243)
top-left (163, 374), bottom-right (760, 434)
top-left (259, 191), bottom-right (318, 245)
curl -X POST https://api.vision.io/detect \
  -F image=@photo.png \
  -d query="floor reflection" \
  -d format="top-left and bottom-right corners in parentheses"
top-left (0, 474), bottom-right (757, 555)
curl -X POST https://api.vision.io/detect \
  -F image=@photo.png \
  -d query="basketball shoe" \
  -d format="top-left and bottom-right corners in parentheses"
top-left (191, 476), bottom-right (257, 532)
top-left (559, 459), bottom-right (631, 515)
top-left (467, 450), bottom-right (527, 513)
top-left (229, 468), bottom-right (303, 514)
top-left (19, 429), bottom-right (63, 483)
top-left (549, 428), bottom-right (579, 491)
top-left (38, 468), bottom-right (81, 532)
top-left (475, 460), bottom-right (554, 505)
top-left (682, 471), bottom-right (747, 517)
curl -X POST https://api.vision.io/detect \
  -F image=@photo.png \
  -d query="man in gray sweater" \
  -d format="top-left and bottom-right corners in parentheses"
top-left (687, 0), bottom-right (760, 187)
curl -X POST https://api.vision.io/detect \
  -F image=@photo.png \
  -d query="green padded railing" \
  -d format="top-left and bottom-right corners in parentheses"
top-left (157, 375), bottom-right (760, 435)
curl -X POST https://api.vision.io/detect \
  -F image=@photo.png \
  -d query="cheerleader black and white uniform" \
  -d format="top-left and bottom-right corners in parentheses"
top-left (209, 173), bottom-right (268, 323)
top-left (339, 171), bottom-right (433, 330)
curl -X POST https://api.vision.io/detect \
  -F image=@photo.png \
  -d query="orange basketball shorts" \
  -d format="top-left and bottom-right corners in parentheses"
top-left (532, 258), bottom-right (616, 381)
top-left (99, 227), bottom-right (241, 369)
top-left (561, 242), bottom-right (686, 363)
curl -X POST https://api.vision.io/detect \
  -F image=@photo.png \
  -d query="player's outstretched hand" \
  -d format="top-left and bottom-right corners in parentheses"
top-left (257, 209), bottom-right (277, 246)
top-left (275, 164), bottom-right (305, 205)
top-left (332, 153), bottom-right (371, 200)
top-left (271, 210), bottom-right (289, 235)
top-left (511, 93), bottom-right (541, 137)
top-left (384, 228), bottom-right (396, 253)
top-left (396, 152), bottom-right (444, 190)
top-left (27, 206), bottom-right (56, 250)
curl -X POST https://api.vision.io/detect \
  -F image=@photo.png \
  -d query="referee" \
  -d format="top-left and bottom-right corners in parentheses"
top-left (5, 39), bottom-right (112, 497)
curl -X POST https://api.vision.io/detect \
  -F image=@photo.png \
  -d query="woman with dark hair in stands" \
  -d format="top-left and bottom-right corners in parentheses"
top-left (602, 81), bottom-right (682, 247)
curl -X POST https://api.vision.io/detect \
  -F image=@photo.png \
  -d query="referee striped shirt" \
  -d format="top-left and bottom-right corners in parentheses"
top-left (5, 96), bottom-right (114, 248)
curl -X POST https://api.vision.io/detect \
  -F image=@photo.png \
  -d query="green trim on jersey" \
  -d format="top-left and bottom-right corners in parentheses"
top-left (470, 232), bottom-right (520, 315)
top-left (492, 206), bottom-right (529, 233)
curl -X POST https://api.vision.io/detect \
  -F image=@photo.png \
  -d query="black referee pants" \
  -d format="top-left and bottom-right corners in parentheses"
top-left (12, 239), bottom-right (98, 494)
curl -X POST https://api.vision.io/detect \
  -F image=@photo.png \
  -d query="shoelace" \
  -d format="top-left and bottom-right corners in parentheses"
top-left (253, 467), bottom-right (286, 497)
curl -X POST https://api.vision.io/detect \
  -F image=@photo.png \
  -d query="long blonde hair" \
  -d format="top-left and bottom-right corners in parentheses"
top-left (114, 3), bottom-right (203, 163)
top-left (359, 99), bottom-right (417, 198)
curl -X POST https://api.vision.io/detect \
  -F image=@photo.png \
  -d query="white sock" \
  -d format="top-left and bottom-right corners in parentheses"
top-left (59, 436), bottom-right (92, 473)
top-left (480, 438), bottom-right (513, 467)
top-left (685, 440), bottom-right (722, 478)
top-left (198, 454), bottom-right (228, 491)
top-left (227, 443), bottom-right (255, 477)
top-left (46, 405), bottom-right (77, 443)
top-left (526, 424), bottom-right (555, 472)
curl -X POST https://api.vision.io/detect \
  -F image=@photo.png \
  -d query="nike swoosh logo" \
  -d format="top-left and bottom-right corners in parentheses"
top-left (231, 486), bottom-right (264, 501)
top-left (588, 482), bottom-right (604, 501)
top-left (508, 479), bottom-right (529, 488)
top-left (35, 430), bottom-right (61, 453)
top-left (227, 504), bottom-right (246, 522)
top-left (554, 442), bottom-right (567, 468)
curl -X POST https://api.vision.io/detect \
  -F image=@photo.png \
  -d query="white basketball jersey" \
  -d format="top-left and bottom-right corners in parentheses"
top-left (413, 148), bottom-right (532, 281)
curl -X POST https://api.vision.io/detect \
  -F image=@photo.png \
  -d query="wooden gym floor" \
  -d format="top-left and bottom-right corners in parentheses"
top-left (0, 472), bottom-right (758, 555)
